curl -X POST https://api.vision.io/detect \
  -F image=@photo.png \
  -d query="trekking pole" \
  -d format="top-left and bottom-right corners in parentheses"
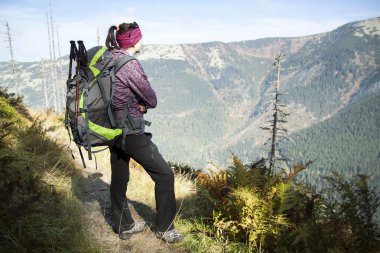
top-left (66, 42), bottom-right (77, 120)
top-left (75, 41), bottom-right (87, 126)
top-left (77, 40), bottom-right (88, 66)
top-left (74, 41), bottom-right (87, 168)
top-left (74, 53), bottom-right (80, 129)
top-left (65, 41), bottom-right (78, 159)
top-left (68, 40), bottom-right (77, 79)
top-left (78, 145), bottom-right (86, 168)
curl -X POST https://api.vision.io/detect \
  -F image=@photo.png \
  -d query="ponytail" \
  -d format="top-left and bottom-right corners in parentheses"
top-left (105, 25), bottom-right (119, 50)
top-left (105, 23), bottom-right (132, 50)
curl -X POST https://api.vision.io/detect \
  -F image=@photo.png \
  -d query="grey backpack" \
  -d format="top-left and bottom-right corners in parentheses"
top-left (65, 41), bottom-right (149, 167)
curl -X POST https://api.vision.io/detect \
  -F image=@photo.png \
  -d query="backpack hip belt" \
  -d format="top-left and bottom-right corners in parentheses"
top-left (119, 94), bottom-right (151, 151)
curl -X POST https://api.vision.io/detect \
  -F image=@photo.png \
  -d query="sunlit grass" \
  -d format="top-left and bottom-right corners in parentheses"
top-left (0, 100), bottom-right (101, 253)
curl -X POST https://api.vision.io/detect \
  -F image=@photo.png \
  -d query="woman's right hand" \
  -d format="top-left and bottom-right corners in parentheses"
top-left (138, 104), bottom-right (147, 114)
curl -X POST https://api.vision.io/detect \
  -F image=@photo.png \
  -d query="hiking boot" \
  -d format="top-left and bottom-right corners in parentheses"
top-left (119, 221), bottom-right (147, 240)
top-left (155, 229), bottom-right (184, 243)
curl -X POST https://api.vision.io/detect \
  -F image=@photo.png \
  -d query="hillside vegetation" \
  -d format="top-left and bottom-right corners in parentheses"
top-left (0, 89), bottom-right (100, 252)
top-left (1, 89), bottom-right (379, 252)
top-left (0, 16), bottom-right (379, 253)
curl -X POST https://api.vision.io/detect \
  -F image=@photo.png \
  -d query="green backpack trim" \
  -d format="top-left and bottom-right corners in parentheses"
top-left (89, 46), bottom-right (107, 77)
top-left (79, 93), bottom-right (122, 140)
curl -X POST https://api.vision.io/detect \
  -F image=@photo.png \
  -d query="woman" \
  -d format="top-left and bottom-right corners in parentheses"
top-left (105, 22), bottom-right (183, 243)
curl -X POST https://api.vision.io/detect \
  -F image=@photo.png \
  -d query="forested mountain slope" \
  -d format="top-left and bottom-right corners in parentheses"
top-left (283, 89), bottom-right (380, 189)
top-left (0, 18), bottom-right (379, 182)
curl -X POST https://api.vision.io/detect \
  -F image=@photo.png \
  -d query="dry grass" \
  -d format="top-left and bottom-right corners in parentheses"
top-left (127, 161), bottom-right (197, 208)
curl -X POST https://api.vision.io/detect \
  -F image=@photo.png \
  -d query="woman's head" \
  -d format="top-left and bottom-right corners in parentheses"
top-left (105, 22), bottom-right (142, 51)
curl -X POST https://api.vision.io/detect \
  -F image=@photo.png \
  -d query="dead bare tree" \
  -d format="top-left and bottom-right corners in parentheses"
top-left (40, 59), bottom-right (49, 108)
top-left (46, 11), bottom-right (58, 111)
top-left (46, 12), bottom-right (53, 61)
top-left (5, 22), bottom-right (18, 92)
top-left (56, 26), bottom-right (66, 112)
top-left (49, 0), bottom-right (56, 62)
top-left (46, 2), bottom-right (62, 112)
top-left (97, 28), bottom-right (100, 46)
top-left (261, 53), bottom-right (291, 176)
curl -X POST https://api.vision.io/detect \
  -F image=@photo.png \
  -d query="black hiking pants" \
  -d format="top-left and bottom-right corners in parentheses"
top-left (109, 132), bottom-right (176, 233)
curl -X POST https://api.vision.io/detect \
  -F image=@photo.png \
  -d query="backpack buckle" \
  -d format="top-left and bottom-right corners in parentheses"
top-left (66, 78), bottom-right (76, 87)
top-left (101, 70), bottom-right (110, 77)
top-left (97, 55), bottom-right (105, 65)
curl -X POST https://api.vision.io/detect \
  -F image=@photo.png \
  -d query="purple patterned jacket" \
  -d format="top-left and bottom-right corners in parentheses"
top-left (110, 49), bottom-right (157, 125)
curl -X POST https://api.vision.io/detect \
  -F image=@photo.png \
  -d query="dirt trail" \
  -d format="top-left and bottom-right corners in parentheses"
top-left (43, 116), bottom-right (188, 253)
top-left (78, 165), bottom-right (187, 253)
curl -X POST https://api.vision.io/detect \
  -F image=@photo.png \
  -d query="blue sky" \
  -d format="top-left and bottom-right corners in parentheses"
top-left (0, 0), bottom-right (379, 62)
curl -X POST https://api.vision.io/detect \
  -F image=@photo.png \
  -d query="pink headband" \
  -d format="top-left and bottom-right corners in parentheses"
top-left (116, 27), bottom-right (142, 49)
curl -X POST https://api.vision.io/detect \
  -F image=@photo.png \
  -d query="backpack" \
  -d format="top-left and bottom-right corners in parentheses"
top-left (64, 41), bottom-right (149, 167)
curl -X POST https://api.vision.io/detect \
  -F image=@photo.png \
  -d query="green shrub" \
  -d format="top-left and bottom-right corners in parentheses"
top-left (194, 154), bottom-right (380, 252)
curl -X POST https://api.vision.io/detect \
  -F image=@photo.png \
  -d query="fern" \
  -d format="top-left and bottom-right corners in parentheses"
top-left (194, 153), bottom-right (380, 252)
top-left (221, 187), bottom-right (289, 251)
top-left (273, 182), bottom-right (298, 214)
top-left (228, 154), bottom-right (272, 195)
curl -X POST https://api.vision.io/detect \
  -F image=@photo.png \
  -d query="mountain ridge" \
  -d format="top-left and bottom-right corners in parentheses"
top-left (0, 17), bottom-right (379, 179)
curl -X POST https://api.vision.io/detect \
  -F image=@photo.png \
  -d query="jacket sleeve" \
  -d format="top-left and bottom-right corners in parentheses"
top-left (121, 59), bottom-right (157, 108)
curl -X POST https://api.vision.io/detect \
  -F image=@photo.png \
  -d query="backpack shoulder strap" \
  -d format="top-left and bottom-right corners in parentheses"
top-left (114, 55), bottom-right (135, 73)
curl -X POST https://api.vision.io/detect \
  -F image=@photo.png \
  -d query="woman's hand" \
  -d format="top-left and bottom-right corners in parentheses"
top-left (138, 104), bottom-right (147, 114)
